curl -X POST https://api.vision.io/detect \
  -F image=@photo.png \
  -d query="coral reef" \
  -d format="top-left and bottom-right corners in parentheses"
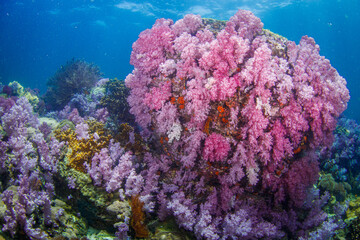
top-left (0, 8), bottom-right (353, 240)
top-left (0, 94), bottom-right (135, 239)
top-left (318, 173), bottom-right (351, 201)
top-left (125, 9), bottom-right (349, 239)
top-left (49, 199), bottom-right (88, 238)
top-left (320, 117), bottom-right (360, 193)
top-left (0, 81), bottom-right (40, 107)
top-left (0, 96), bottom-right (65, 238)
top-left (43, 59), bottom-right (102, 111)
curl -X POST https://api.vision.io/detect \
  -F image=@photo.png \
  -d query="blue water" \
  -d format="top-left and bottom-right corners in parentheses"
top-left (0, 0), bottom-right (359, 121)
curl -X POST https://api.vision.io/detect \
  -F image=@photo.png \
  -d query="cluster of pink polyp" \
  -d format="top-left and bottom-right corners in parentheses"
top-left (126, 9), bottom-right (349, 239)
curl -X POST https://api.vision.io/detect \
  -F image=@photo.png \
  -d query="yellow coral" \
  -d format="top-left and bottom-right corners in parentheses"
top-left (23, 91), bottom-right (39, 106)
top-left (9, 81), bottom-right (24, 96)
top-left (55, 120), bottom-right (111, 172)
top-left (347, 196), bottom-right (360, 222)
top-left (318, 173), bottom-right (351, 201)
top-left (8, 81), bottom-right (39, 106)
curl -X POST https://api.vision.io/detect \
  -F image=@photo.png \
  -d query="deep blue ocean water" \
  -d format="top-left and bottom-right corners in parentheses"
top-left (0, 0), bottom-right (359, 121)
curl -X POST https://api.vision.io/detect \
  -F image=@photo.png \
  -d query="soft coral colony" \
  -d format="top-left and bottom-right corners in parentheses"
top-left (125, 9), bottom-right (349, 238)
top-left (0, 9), bottom-right (350, 240)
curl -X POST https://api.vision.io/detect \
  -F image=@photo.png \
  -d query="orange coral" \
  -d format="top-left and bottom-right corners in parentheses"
top-left (177, 96), bottom-right (185, 105)
top-left (204, 117), bottom-right (212, 135)
top-left (293, 135), bottom-right (308, 154)
top-left (160, 136), bottom-right (164, 145)
top-left (170, 96), bottom-right (185, 109)
top-left (217, 105), bottom-right (225, 113)
top-left (221, 118), bottom-right (229, 124)
top-left (130, 195), bottom-right (149, 238)
top-left (170, 96), bottom-right (176, 104)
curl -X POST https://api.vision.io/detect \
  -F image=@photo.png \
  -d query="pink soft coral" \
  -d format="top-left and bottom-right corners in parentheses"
top-left (287, 36), bottom-right (350, 147)
top-left (143, 81), bottom-right (172, 111)
top-left (125, 9), bottom-right (349, 238)
top-left (203, 133), bottom-right (230, 162)
top-left (130, 18), bottom-right (175, 76)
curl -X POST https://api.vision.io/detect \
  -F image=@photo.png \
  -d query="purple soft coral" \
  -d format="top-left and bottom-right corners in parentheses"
top-left (87, 140), bottom-right (135, 194)
top-left (0, 97), bottom-right (64, 238)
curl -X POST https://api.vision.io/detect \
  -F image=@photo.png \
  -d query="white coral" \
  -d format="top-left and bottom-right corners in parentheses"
top-left (167, 122), bottom-right (182, 143)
